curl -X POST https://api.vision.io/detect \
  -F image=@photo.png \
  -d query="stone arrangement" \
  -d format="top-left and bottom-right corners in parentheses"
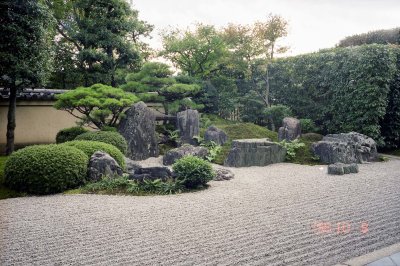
top-left (129, 166), bottom-right (173, 181)
top-left (312, 132), bottom-right (378, 164)
top-left (204, 126), bottom-right (228, 145)
top-left (213, 168), bottom-right (235, 181)
top-left (118, 101), bottom-right (159, 160)
top-left (163, 144), bottom-right (208, 165)
top-left (88, 151), bottom-right (123, 181)
top-left (328, 163), bottom-right (359, 175)
top-left (176, 109), bottom-right (200, 145)
top-left (278, 117), bottom-right (301, 142)
top-left (224, 138), bottom-right (286, 167)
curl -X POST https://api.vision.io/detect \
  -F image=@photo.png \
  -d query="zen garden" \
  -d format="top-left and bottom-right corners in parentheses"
top-left (1, 1), bottom-right (400, 266)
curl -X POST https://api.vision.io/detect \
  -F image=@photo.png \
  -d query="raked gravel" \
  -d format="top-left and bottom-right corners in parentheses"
top-left (1, 159), bottom-right (400, 266)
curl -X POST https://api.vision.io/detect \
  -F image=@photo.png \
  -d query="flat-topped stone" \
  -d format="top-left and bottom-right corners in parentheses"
top-left (224, 138), bottom-right (286, 167)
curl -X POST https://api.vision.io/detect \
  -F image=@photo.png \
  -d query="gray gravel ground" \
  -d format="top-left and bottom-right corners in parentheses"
top-left (1, 159), bottom-right (400, 266)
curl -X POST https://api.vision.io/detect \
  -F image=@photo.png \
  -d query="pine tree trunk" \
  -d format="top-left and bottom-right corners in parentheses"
top-left (6, 87), bottom-right (17, 155)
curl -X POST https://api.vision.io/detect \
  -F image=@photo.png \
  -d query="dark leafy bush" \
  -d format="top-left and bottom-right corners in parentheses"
top-left (101, 126), bottom-right (118, 132)
top-left (270, 44), bottom-right (400, 147)
top-left (264, 104), bottom-right (293, 130)
top-left (62, 140), bottom-right (125, 169)
top-left (173, 156), bottom-right (215, 189)
top-left (338, 28), bottom-right (400, 47)
top-left (75, 131), bottom-right (128, 154)
top-left (299, 119), bottom-right (318, 134)
top-left (56, 127), bottom-right (89, 144)
top-left (301, 133), bottom-right (323, 142)
top-left (4, 145), bottom-right (88, 194)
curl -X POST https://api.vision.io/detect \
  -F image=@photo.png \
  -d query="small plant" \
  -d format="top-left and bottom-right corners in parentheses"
top-left (173, 156), bottom-right (215, 189)
top-left (379, 155), bottom-right (389, 162)
top-left (56, 127), bottom-right (89, 144)
top-left (299, 119), bottom-right (318, 133)
top-left (279, 139), bottom-right (306, 161)
top-left (194, 137), bottom-right (222, 162)
top-left (75, 131), bottom-right (128, 154)
top-left (166, 129), bottom-right (180, 143)
top-left (159, 179), bottom-right (185, 194)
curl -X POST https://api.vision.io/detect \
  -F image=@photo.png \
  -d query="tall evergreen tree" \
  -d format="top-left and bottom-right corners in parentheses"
top-left (0, 0), bottom-right (55, 154)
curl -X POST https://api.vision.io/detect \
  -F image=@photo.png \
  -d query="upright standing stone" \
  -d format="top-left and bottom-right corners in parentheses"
top-left (118, 101), bottom-right (159, 160)
top-left (176, 109), bottom-right (200, 145)
top-left (278, 117), bottom-right (301, 142)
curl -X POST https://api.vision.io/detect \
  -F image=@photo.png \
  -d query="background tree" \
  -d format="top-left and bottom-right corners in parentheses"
top-left (0, 0), bottom-right (55, 155)
top-left (46, 0), bottom-right (153, 88)
top-left (54, 84), bottom-right (138, 129)
top-left (160, 24), bottom-right (227, 78)
top-left (121, 62), bottom-right (202, 116)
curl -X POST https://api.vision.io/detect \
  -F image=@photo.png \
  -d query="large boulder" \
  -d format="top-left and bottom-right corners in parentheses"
top-left (312, 132), bottom-right (378, 164)
top-left (176, 109), bottom-right (200, 145)
top-left (118, 102), bottom-right (159, 160)
top-left (163, 144), bottom-right (208, 165)
top-left (224, 139), bottom-right (286, 167)
top-left (128, 166), bottom-right (173, 181)
top-left (88, 151), bottom-right (123, 181)
top-left (278, 117), bottom-right (301, 142)
top-left (204, 126), bottom-right (228, 145)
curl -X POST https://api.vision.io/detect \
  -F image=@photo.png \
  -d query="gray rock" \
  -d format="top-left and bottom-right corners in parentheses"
top-left (124, 157), bottom-right (142, 174)
top-left (278, 117), bottom-right (301, 141)
top-left (224, 139), bottom-right (286, 167)
top-left (118, 102), bottom-right (159, 160)
top-left (214, 168), bottom-right (235, 181)
top-left (88, 151), bottom-right (123, 181)
top-left (163, 144), bottom-right (208, 165)
top-left (176, 109), bottom-right (200, 145)
top-left (328, 163), bottom-right (359, 175)
top-left (204, 126), bottom-right (228, 145)
top-left (312, 132), bottom-right (378, 164)
top-left (128, 166), bottom-right (173, 181)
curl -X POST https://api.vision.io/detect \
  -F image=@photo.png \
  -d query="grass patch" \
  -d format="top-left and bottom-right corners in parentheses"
top-left (200, 116), bottom-right (278, 165)
top-left (0, 156), bottom-right (25, 200)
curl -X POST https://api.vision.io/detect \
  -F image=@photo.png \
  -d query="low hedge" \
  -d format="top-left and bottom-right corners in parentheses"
top-left (75, 131), bottom-right (128, 154)
top-left (62, 140), bottom-right (125, 169)
top-left (4, 144), bottom-right (88, 195)
top-left (56, 127), bottom-right (89, 144)
top-left (173, 156), bottom-right (215, 189)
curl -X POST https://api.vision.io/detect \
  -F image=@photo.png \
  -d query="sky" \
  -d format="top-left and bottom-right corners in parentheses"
top-left (130, 0), bottom-right (400, 56)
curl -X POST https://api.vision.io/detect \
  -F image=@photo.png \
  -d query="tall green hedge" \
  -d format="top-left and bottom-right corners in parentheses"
top-left (269, 44), bottom-right (400, 147)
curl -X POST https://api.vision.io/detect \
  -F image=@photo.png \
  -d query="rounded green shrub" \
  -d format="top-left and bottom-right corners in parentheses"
top-left (4, 144), bottom-right (88, 195)
top-left (299, 119), bottom-right (318, 134)
top-left (172, 156), bottom-right (215, 189)
top-left (62, 140), bottom-right (125, 169)
top-left (56, 127), bottom-right (89, 144)
top-left (75, 131), bottom-right (128, 154)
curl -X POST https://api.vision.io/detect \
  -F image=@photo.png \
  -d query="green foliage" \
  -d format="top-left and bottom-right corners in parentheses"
top-left (101, 126), bottom-right (118, 132)
top-left (173, 156), bottom-right (215, 189)
top-left (299, 119), bottom-right (318, 134)
top-left (4, 145), bottom-right (88, 195)
top-left (194, 137), bottom-right (222, 162)
top-left (339, 28), bottom-right (400, 47)
top-left (75, 131), bottom-right (128, 154)
top-left (79, 176), bottom-right (185, 195)
top-left (62, 140), bottom-right (125, 169)
top-left (161, 24), bottom-right (227, 78)
top-left (264, 105), bottom-right (293, 130)
top-left (270, 44), bottom-right (400, 147)
top-left (0, 156), bottom-right (24, 200)
top-left (301, 133), bottom-right (323, 142)
top-left (279, 139), bottom-right (305, 161)
top-left (0, 0), bottom-right (55, 89)
top-left (47, 0), bottom-right (153, 87)
top-left (54, 83), bottom-right (138, 129)
top-left (56, 127), bottom-right (89, 144)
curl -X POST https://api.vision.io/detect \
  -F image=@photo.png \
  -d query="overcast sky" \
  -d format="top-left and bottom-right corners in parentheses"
top-left (130, 0), bottom-right (400, 56)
